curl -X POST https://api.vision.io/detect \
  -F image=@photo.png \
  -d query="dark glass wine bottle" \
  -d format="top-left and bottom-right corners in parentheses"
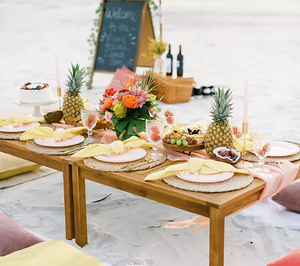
top-left (166, 44), bottom-right (173, 76)
top-left (177, 45), bottom-right (183, 77)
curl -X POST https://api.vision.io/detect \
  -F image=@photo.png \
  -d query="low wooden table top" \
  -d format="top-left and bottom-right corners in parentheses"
top-left (75, 159), bottom-right (268, 217)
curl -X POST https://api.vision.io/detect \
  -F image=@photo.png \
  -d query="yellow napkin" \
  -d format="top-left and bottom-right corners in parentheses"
top-left (0, 115), bottom-right (45, 127)
top-left (233, 132), bottom-right (256, 152)
top-left (72, 136), bottom-right (153, 158)
top-left (19, 127), bottom-right (86, 142)
top-left (144, 158), bottom-right (248, 181)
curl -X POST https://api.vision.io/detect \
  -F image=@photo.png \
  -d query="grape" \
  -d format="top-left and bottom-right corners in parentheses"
top-left (170, 139), bottom-right (176, 145)
top-left (176, 140), bottom-right (182, 146)
top-left (182, 140), bottom-right (188, 146)
top-left (181, 136), bottom-right (186, 140)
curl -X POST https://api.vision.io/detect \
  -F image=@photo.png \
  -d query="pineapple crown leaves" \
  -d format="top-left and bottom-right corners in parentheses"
top-left (66, 63), bottom-right (86, 96)
top-left (210, 87), bottom-right (233, 123)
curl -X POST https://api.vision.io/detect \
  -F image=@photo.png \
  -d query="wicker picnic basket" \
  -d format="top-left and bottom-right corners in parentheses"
top-left (151, 74), bottom-right (194, 104)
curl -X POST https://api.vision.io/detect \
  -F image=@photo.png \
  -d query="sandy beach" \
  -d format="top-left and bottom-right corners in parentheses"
top-left (1, 0), bottom-right (300, 265)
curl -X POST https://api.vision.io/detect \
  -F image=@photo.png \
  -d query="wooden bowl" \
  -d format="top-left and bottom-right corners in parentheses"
top-left (162, 141), bottom-right (204, 152)
top-left (76, 121), bottom-right (112, 130)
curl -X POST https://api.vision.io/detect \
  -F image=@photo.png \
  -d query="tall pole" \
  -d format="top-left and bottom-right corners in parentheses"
top-left (159, 0), bottom-right (162, 39)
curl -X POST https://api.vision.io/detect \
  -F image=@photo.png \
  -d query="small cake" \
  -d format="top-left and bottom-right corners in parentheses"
top-left (19, 82), bottom-right (53, 104)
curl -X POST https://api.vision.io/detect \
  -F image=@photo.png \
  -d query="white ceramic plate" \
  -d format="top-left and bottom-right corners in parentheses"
top-left (94, 148), bottom-right (147, 163)
top-left (34, 135), bottom-right (84, 147)
top-left (268, 141), bottom-right (300, 157)
top-left (176, 171), bottom-right (234, 183)
top-left (0, 122), bottom-right (40, 133)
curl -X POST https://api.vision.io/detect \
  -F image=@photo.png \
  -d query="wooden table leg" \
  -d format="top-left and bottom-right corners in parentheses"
top-left (72, 164), bottom-right (88, 247)
top-left (209, 207), bottom-right (225, 266)
top-left (62, 160), bottom-right (75, 240)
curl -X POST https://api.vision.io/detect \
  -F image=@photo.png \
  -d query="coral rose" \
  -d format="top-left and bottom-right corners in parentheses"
top-left (102, 98), bottom-right (114, 111)
top-left (122, 95), bottom-right (138, 109)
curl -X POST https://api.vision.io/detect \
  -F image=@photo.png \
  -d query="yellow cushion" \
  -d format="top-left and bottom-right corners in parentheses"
top-left (0, 153), bottom-right (41, 180)
top-left (0, 240), bottom-right (105, 266)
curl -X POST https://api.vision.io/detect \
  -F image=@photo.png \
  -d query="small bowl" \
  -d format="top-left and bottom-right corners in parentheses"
top-left (213, 147), bottom-right (241, 165)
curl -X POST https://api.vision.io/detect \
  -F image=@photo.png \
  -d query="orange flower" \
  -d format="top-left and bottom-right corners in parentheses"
top-left (122, 95), bottom-right (138, 109)
top-left (121, 74), bottom-right (138, 90)
top-left (102, 98), bottom-right (114, 111)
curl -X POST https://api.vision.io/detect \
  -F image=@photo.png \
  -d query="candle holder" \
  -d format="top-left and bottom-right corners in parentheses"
top-left (57, 87), bottom-right (62, 110)
top-left (242, 122), bottom-right (249, 164)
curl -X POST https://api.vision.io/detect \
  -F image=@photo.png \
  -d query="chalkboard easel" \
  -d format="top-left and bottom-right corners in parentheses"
top-left (89, 0), bottom-right (155, 88)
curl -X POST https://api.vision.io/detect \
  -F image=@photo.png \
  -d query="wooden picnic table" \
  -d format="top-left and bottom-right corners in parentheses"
top-left (1, 139), bottom-right (300, 266)
top-left (70, 158), bottom-right (300, 266)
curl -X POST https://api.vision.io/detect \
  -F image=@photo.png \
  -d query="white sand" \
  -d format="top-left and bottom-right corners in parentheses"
top-left (1, 0), bottom-right (300, 265)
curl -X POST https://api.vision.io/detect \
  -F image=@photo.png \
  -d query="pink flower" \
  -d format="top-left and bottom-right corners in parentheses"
top-left (149, 107), bottom-right (158, 117)
top-left (99, 114), bottom-right (105, 121)
top-left (104, 111), bottom-right (113, 122)
top-left (129, 86), bottom-right (149, 108)
top-left (114, 89), bottom-right (131, 101)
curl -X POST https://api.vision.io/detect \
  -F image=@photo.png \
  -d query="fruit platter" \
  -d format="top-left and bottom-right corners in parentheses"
top-left (162, 125), bottom-right (205, 154)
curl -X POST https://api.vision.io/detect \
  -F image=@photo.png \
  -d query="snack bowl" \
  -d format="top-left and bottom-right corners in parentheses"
top-left (213, 147), bottom-right (241, 165)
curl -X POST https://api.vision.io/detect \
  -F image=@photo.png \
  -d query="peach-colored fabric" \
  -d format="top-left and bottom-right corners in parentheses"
top-left (267, 248), bottom-right (300, 266)
top-left (96, 129), bottom-right (148, 144)
top-left (163, 160), bottom-right (299, 231)
top-left (107, 66), bottom-right (141, 91)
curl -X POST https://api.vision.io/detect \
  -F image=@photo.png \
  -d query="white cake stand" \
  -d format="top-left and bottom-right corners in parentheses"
top-left (14, 98), bottom-right (59, 117)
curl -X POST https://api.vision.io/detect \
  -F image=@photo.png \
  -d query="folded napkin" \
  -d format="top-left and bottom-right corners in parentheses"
top-left (144, 157), bottom-right (248, 181)
top-left (0, 115), bottom-right (44, 127)
top-left (19, 127), bottom-right (86, 142)
top-left (233, 131), bottom-right (256, 152)
top-left (72, 136), bottom-right (152, 158)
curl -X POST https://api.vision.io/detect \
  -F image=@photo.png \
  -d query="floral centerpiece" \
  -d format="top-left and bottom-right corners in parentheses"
top-left (99, 73), bottom-right (160, 141)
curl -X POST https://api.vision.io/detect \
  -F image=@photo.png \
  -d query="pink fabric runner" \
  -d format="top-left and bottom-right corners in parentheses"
top-left (163, 158), bottom-right (298, 232)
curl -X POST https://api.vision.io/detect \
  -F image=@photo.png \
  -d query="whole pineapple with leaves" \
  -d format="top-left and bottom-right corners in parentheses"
top-left (205, 88), bottom-right (233, 158)
top-left (63, 64), bottom-right (86, 125)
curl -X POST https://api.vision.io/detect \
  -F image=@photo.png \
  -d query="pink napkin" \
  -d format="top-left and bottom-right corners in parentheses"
top-left (163, 160), bottom-right (299, 232)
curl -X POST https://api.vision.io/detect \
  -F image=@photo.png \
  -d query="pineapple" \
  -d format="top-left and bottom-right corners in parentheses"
top-left (205, 88), bottom-right (233, 158)
top-left (63, 64), bottom-right (86, 125)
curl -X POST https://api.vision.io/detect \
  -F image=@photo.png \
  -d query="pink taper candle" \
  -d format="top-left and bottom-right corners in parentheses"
top-left (55, 55), bottom-right (61, 89)
top-left (243, 80), bottom-right (248, 123)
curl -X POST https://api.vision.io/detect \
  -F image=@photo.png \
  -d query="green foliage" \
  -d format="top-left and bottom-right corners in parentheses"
top-left (66, 63), bottom-right (86, 96)
top-left (210, 88), bottom-right (233, 123)
top-left (112, 105), bottom-right (151, 141)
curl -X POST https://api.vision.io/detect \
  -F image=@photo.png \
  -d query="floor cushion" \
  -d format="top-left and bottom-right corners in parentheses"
top-left (0, 214), bottom-right (43, 256)
top-left (271, 180), bottom-right (300, 213)
top-left (0, 152), bottom-right (41, 179)
top-left (0, 240), bottom-right (105, 266)
top-left (267, 248), bottom-right (300, 266)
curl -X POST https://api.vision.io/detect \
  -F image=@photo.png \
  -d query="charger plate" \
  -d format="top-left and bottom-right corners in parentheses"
top-left (163, 173), bottom-right (253, 193)
top-left (244, 140), bottom-right (300, 163)
top-left (84, 149), bottom-right (166, 172)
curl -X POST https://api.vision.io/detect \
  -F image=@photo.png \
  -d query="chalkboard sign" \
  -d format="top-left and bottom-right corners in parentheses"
top-left (89, 0), bottom-right (155, 87)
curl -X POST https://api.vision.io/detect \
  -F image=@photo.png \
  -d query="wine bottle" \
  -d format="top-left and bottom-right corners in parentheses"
top-left (166, 44), bottom-right (173, 76)
top-left (177, 45), bottom-right (183, 77)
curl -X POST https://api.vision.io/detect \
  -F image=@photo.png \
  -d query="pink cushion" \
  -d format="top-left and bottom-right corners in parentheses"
top-left (271, 180), bottom-right (300, 213)
top-left (267, 248), bottom-right (300, 266)
top-left (0, 214), bottom-right (43, 256)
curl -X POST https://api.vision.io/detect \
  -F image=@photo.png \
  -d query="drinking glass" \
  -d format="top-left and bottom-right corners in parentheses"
top-left (81, 107), bottom-right (98, 145)
top-left (230, 118), bottom-right (243, 139)
top-left (252, 133), bottom-right (273, 174)
top-left (161, 105), bottom-right (179, 131)
top-left (146, 119), bottom-right (165, 160)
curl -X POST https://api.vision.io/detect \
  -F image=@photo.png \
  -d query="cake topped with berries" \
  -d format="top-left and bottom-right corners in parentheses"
top-left (19, 82), bottom-right (53, 104)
